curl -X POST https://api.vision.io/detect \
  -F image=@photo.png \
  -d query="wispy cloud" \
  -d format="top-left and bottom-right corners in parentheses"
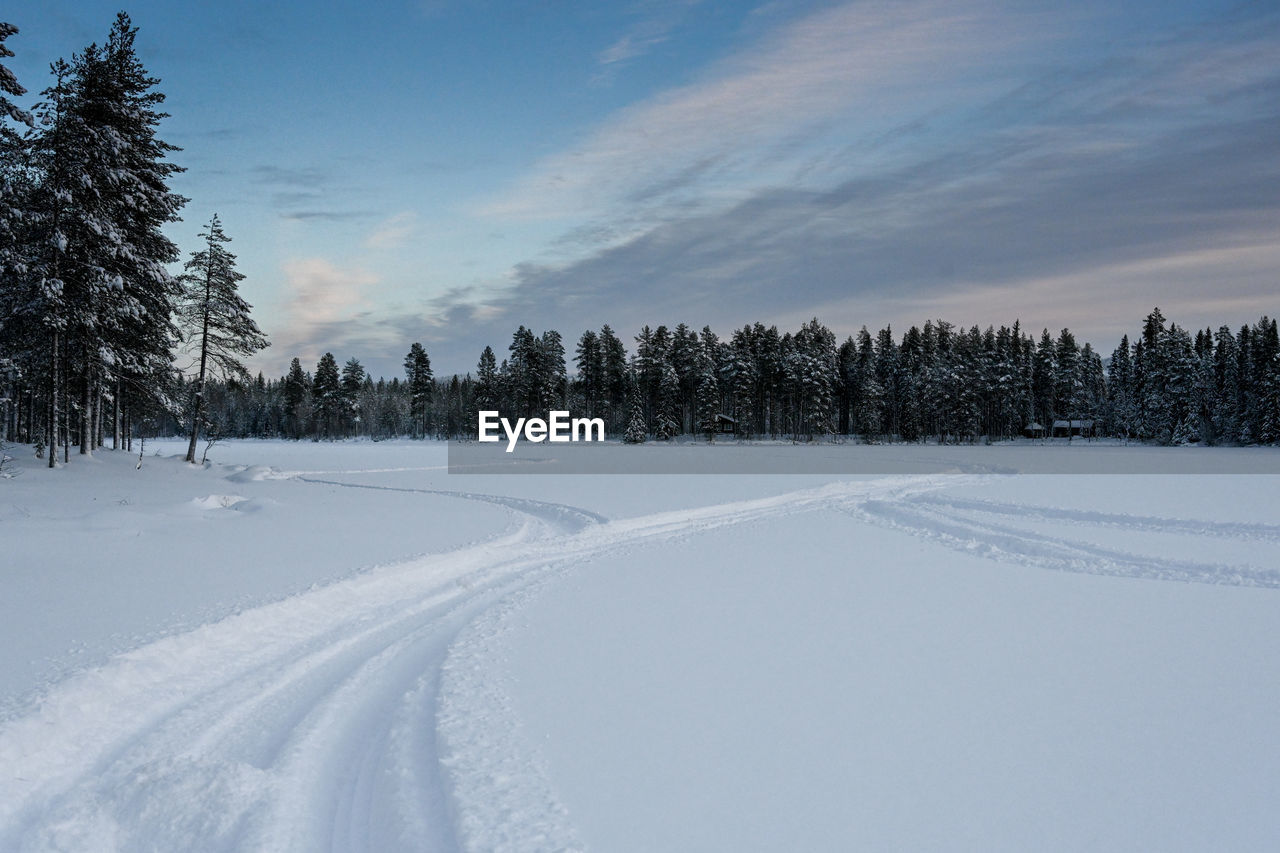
top-left (277, 258), bottom-right (381, 361)
top-left (260, 1), bottom-right (1279, 378)
top-left (363, 211), bottom-right (420, 250)
top-left (596, 0), bottom-right (699, 70)
top-left (251, 164), bottom-right (329, 188)
top-left (281, 210), bottom-right (374, 222)
top-left (428, 2), bottom-right (1280, 370)
top-left (484, 0), bottom-right (1044, 224)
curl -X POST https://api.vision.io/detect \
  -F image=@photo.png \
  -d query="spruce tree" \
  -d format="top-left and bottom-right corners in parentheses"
top-left (177, 215), bottom-right (266, 462)
top-left (696, 353), bottom-right (720, 442)
top-left (403, 342), bottom-right (433, 438)
top-left (475, 345), bottom-right (498, 411)
top-left (282, 357), bottom-right (309, 437)
top-left (0, 21), bottom-right (31, 266)
top-left (599, 324), bottom-right (629, 431)
top-left (655, 362), bottom-right (680, 440)
top-left (622, 385), bottom-right (647, 444)
top-left (340, 357), bottom-right (365, 434)
top-left (574, 330), bottom-right (604, 418)
top-left (312, 352), bottom-right (341, 438)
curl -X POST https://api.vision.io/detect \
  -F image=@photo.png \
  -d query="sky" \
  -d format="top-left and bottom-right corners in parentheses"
top-left (4, 0), bottom-right (1278, 378)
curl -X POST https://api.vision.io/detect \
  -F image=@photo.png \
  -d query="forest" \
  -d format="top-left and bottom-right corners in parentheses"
top-left (86, 308), bottom-right (1280, 448)
top-left (2, 17), bottom-right (1278, 457)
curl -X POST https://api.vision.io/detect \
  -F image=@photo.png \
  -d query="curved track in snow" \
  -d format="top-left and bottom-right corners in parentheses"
top-left (5, 470), bottom-right (1273, 851)
top-left (0, 475), bottom-right (942, 852)
top-left (849, 491), bottom-right (1280, 588)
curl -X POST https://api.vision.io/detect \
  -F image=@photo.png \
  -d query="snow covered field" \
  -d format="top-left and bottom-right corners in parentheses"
top-left (2, 439), bottom-right (1279, 851)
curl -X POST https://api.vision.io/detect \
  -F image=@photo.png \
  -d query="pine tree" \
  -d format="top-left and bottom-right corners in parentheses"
top-left (599, 324), bottom-right (629, 432)
top-left (0, 23), bottom-right (30, 128)
top-left (622, 385), bottom-right (647, 444)
top-left (403, 342), bottom-right (432, 438)
top-left (282, 358), bottom-right (309, 438)
top-left (787, 318), bottom-right (836, 440)
top-left (539, 329), bottom-right (566, 411)
top-left (0, 22), bottom-right (30, 448)
top-left (1211, 326), bottom-right (1240, 443)
top-left (852, 327), bottom-right (883, 441)
top-left (340, 357), bottom-right (365, 435)
top-left (312, 352), bottom-right (341, 438)
top-left (574, 329), bottom-right (604, 418)
top-left (94, 13), bottom-right (186, 449)
top-left (696, 352), bottom-right (720, 442)
top-left (475, 345), bottom-right (498, 410)
top-left (654, 362), bottom-right (680, 440)
top-left (507, 326), bottom-right (540, 417)
top-left (0, 21), bottom-right (31, 267)
top-left (1107, 336), bottom-right (1135, 439)
top-left (176, 215), bottom-right (266, 462)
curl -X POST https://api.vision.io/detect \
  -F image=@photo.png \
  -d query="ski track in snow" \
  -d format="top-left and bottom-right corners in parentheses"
top-left (850, 494), bottom-right (1280, 588)
top-left (0, 473), bottom-right (946, 852)
top-left (4, 469), bottom-right (1276, 852)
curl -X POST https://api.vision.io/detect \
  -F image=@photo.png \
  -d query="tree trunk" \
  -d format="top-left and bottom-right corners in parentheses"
top-left (48, 331), bottom-right (58, 468)
top-left (95, 380), bottom-right (104, 447)
top-left (113, 377), bottom-right (121, 450)
top-left (186, 274), bottom-right (212, 464)
top-left (79, 366), bottom-right (93, 455)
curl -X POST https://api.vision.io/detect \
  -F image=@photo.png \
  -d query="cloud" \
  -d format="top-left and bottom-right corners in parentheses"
top-left (276, 258), bottom-right (381, 361)
top-left (363, 211), bottom-right (420, 250)
top-left (281, 210), bottom-right (375, 222)
top-left (597, 1), bottom-right (697, 65)
top-left (270, 1), bottom-right (1280, 379)
top-left (425, 63), bottom-right (1280, 368)
top-left (251, 164), bottom-right (329, 188)
top-left (483, 0), bottom-right (1042, 224)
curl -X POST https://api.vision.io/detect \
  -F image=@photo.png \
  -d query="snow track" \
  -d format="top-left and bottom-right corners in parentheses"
top-left (852, 490), bottom-right (1280, 588)
top-left (5, 468), bottom-right (1274, 852)
top-left (0, 475), bottom-right (941, 852)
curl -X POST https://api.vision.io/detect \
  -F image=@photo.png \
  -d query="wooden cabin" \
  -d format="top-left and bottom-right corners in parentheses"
top-left (1051, 419), bottom-right (1096, 438)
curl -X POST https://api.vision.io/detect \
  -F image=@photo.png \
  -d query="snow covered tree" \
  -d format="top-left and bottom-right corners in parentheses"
top-left (282, 357), bottom-right (309, 437)
top-left (696, 352), bottom-right (720, 442)
top-left (404, 342), bottom-right (432, 438)
top-left (312, 352), bottom-right (341, 438)
top-left (574, 329), bottom-right (604, 418)
top-left (506, 326), bottom-right (541, 418)
top-left (1107, 336), bottom-right (1136, 439)
top-left (622, 385), bottom-right (647, 444)
top-left (727, 326), bottom-right (758, 438)
top-left (654, 361), bottom-right (680, 440)
top-left (0, 21), bottom-right (31, 268)
top-left (787, 318), bottom-right (836, 440)
top-left (6, 15), bottom-right (184, 464)
top-left (599, 324), bottom-right (629, 432)
top-left (475, 345), bottom-right (498, 410)
top-left (340, 357), bottom-right (365, 435)
top-left (540, 329), bottom-right (566, 411)
top-left (176, 215), bottom-right (266, 462)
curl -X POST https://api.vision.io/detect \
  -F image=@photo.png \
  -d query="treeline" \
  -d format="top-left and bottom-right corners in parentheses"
top-left (3, 19), bottom-right (1276, 456)
top-left (159, 308), bottom-right (1279, 446)
top-left (0, 17), bottom-right (265, 464)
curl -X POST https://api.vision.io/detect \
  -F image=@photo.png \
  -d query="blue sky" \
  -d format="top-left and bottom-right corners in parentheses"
top-left (5, 0), bottom-right (1278, 377)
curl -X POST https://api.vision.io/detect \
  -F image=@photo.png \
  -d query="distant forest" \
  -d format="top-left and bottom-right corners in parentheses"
top-left (2, 19), bottom-right (1278, 457)
top-left (79, 308), bottom-right (1280, 448)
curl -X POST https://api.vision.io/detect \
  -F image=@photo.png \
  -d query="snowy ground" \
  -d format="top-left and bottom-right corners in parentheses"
top-left (1, 439), bottom-right (1278, 851)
